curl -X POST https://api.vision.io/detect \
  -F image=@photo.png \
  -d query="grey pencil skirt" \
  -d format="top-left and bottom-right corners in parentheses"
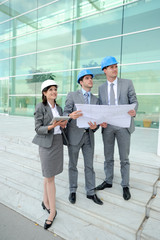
top-left (39, 134), bottom-right (63, 178)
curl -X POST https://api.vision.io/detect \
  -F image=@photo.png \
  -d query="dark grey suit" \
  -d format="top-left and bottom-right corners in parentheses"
top-left (32, 102), bottom-right (67, 148)
top-left (63, 89), bottom-right (99, 195)
top-left (99, 78), bottom-right (138, 187)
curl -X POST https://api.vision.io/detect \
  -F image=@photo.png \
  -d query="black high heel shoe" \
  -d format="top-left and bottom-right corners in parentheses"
top-left (41, 201), bottom-right (50, 214)
top-left (44, 211), bottom-right (57, 230)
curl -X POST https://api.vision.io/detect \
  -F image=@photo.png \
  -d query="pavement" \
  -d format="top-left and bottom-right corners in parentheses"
top-left (0, 203), bottom-right (63, 240)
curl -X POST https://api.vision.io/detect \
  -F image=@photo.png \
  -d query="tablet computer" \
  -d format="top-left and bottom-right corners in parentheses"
top-left (50, 116), bottom-right (70, 124)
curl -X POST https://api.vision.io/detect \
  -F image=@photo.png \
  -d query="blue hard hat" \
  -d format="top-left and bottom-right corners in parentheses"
top-left (77, 69), bottom-right (94, 83)
top-left (101, 56), bottom-right (118, 70)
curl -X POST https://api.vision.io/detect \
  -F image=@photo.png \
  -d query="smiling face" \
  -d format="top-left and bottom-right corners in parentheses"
top-left (43, 85), bottom-right (57, 102)
top-left (103, 64), bottom-right (118, 82)
top-left (79, 75), bottom-right (93, 91)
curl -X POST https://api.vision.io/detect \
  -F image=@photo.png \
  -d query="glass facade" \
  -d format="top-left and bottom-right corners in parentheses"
top-left (0, 0), bottom-right (160, 128)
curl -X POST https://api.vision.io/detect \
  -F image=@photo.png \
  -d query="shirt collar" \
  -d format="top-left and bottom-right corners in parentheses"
top-left (48, 101), bottom-right (56, 109)
top-left (81, 88), bottom-right (91, 97)
top-left (107, 77), bottom-right (117, 86)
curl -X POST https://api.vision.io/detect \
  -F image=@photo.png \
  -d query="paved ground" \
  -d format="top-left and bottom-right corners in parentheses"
top-left (0, 203), bottom-right (63, 240)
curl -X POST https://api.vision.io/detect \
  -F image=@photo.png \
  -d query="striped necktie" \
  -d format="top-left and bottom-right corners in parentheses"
top-left (84, 92), bottom-right (89, 104)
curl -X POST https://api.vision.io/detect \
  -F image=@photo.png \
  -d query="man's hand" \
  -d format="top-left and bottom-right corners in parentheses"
top-left (128, 109), bottom-right (136, 117)
top-left (88, 121), bottom-right (97, 130)
top-left (100, 122), bottom-right (107, 128)
top-left (69, 110), bottom-right (83, 119)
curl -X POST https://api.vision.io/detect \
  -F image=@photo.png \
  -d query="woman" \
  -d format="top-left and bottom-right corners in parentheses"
top-left (32, 79), bottom-right (81, 230)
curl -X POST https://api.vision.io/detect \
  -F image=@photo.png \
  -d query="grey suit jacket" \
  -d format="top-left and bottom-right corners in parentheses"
top-left (98, 78), bottom-right (138, 133)
top-left (63, 89), bottom-right (99, 147)
top-left (32, 102), bottom-right (67, 148)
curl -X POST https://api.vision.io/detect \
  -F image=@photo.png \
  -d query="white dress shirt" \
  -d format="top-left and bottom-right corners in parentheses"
top-left (81, 88), bottom-right (91, 104)
top-left (107, 78), bottom-right (118, 105)
top-left (48, 102), bottom-right (61, 135)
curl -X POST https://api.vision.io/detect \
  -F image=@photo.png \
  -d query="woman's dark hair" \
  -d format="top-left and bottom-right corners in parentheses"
top-left (42, 85), bottom-right (58, 105)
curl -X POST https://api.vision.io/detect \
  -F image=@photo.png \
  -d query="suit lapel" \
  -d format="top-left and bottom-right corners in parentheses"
top-left (78, 90), bottom-right (85, 104)
top-left (45, 104), bottom-right (53, 120)
top-left (117, 78), bottom-right (121, 104)
top-left (104, 82), bottom-right (108, 105)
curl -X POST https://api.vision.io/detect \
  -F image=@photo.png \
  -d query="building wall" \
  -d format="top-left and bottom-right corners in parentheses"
top-left (0, 0), bottom-right (160, 128)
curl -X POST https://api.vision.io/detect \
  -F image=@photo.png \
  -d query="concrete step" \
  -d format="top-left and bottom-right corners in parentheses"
top-left (0, 183), bottom-right (123, 240)
top-left (0, 150), bottom-right (146, 240)
top-left (147, 180), bottom-right (160, 221)
top-left (140, 217), bottom-right (160, 240)
top-left (1, 135), bottom-right (160, 178)
top-left (0, 150), bottom-right (155, 213)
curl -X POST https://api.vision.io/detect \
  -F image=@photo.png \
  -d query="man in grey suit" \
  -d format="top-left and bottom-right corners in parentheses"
top-left (63, 69), bottom-right (103, 205)
top-left (95, 56), bottom-right (138, 200)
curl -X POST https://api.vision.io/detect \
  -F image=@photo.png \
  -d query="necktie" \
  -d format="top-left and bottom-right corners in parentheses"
top-left (110, 83), bottom-right (115, 105)
top-left (84, 92), bottom-right (89, 104)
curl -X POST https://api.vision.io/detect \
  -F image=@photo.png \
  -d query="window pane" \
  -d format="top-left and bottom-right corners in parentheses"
top-left (0, 59), bottom-right (9, 77)
top-left (121, 63), bottom-right (160, 94)
top-left (135, 95), bottom-right (160, 129)
top-left (0, 1), bottom-right (10, 22)
top-left (72, 37), bottom-right (121, 70)
top-left (10, 12), bottom-right (38, 37)
top-left (123, 0), bottom-right (160, 33)
top-left (37, 22), bottom-right (73, 51)
top-left (122, 29), bottom-right (160, 63)
top-left (37, 47), bottom-right (72, 72)
top-left (0, 77), bottom-right (9, 114)
top-left (0, 21), bottom-right (11, 41)
top-left (10, 0), bottom-right (37, 17)
top-left (38, 0), bottom-right (73, 29)
top-left (74, 6), bottom-right (122, 42)
top-left (11, 33), bottom-right (36, 56)
top-left (9, 54), bottom-right (36, 76)
top-left (0, 40), bottom-right (10, 58)
top-left (9, 95), bottom-right (35, 116)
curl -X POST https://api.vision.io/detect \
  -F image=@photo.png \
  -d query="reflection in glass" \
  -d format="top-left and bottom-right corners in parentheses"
top-left (37, 22), bottom-right (72, 51)
top-left (9, 54), bottom-right (36, 76)
top-left (37, 47), bottom-right (72, 72)
top-left (135, 95), bottom-right (160, 129)
top-left (123, 0), bottom-right (160, 33)
top-left (122, 29), bottom-right (160, 64)
top-left (38, 0), bottom-right (73, 29)
top-left (121, 63), bottom-right (160, 94)
top-left (9, 95), bottom-right (36, 116)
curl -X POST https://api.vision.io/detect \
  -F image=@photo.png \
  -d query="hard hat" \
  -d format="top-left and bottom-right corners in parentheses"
top-left (77, 69), bottom-right (94, 83)
top-left (101, 56), bottom-right (118, 70)
top-left (41, 79), bottom-right (58, 92)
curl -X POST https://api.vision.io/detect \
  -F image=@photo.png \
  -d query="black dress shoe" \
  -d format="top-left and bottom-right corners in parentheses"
top-left (87, 194), bottom-right (103, 205)
top-left (44, 211), bottom-right (57, 230)
top-left (123, 187), bottom-right (131, 200)
top-left (95, 181), bottom-right (112, 190)
top-left (69, 192), bottom-right (76, 204)
top-left (42, 201), bottom-right (50, 214)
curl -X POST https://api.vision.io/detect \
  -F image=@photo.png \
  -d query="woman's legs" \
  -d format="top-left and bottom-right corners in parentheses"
top-left (43, 176), bottom-right (56, 222)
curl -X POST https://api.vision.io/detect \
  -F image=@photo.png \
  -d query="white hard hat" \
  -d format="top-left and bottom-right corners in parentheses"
top-left (41, 79), bottom-right (58, 92)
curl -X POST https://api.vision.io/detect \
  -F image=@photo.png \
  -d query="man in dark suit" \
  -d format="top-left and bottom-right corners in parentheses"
top-left (95, 56), bottom-right (138, 200)
top-left (64, 69), bottom-right (103, 205)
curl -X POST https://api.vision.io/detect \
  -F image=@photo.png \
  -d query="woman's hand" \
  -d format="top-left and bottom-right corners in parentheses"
top-left (100, 122), bottom-right (107, 128)
top-left (48, 120), bottom-right (66, 131)
top-left (69, 110), bottom-right (83, 119)
top-left (88, 121), bottom-right (97, 130)
top-left (59, 120), bottom-right (68, 129)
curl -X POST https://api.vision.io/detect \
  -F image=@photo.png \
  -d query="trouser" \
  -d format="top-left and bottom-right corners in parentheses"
top-left (102, 125), bottom-right (131, 187)
top-left (68, 132), bottom-right (95, 195)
